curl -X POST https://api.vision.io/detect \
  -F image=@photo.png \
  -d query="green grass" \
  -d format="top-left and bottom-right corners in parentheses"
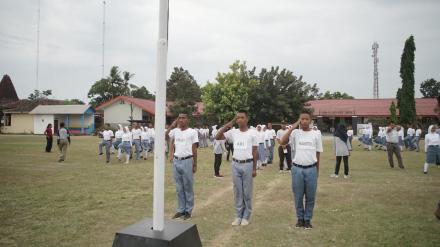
top-left (0, 135), bottom-right (439, 247)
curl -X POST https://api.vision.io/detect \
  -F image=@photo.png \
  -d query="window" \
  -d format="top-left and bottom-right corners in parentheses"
top-left (4, 114), bottom-right (11, 126)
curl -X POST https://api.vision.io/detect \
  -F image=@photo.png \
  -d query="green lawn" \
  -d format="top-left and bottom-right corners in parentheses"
top-left (0, 135), bottom-right (439, 247)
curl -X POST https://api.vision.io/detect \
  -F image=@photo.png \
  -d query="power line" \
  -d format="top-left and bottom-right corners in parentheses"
top-left (102, 1), bottom-right (106, 78)
top-left (36, 0), bottom-right (41, 91)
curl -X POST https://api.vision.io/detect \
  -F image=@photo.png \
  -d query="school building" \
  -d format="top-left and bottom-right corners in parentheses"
top-left (95, 96), bottom-right (204, 127)
top-left (306, 98), bottom-right (438, 135)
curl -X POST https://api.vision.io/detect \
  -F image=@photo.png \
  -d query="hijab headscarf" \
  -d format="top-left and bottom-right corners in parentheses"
top-left (334, 124), bottom-right (348, 143)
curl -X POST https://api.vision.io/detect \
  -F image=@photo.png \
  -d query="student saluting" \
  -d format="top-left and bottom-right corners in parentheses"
top-left (280, 111), bottom-right (323, 230)
top-left (216, 110), bottom-right (258, 226)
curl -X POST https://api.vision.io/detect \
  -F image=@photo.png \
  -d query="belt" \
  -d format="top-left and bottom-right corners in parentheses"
top-left (174, 155), bottom-right (193, 161)
top-left (233, 158), bottom-right (253, 164)
top-left (428, 145), bottom-right (439, 147)
top-left (292, 163), bottom-right (317, 169)
top-left (259, 143), bottom-right (264, 144)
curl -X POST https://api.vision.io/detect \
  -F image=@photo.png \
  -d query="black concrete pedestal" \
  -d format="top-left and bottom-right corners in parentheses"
top-left (112, 218), bottom-right (202, 247)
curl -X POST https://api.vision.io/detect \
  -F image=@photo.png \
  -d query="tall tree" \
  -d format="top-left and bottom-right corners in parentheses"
top-left (202, 61), bottom-right (257, 123)
top-left (398, 35), bottom-right (416, 124)
top-left (389, 101), bottom-right (398, 123)
top-left (420, 78), bottom-right (440, 98)
top-left (201, 61), bottom-right (319, 125)
top-left (167, 67), bottom-right (202, 117)
top-left (88, 66), bottom-right (132, 107)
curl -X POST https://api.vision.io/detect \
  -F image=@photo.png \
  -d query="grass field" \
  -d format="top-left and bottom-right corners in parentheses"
top-left (0, 135), bottom-right (439, 247)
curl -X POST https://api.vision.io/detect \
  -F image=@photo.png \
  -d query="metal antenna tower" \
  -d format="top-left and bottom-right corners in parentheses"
top-left (372, 42), bottom-right (379, 99)
top-left (102, 1), bottom-right (106, 78)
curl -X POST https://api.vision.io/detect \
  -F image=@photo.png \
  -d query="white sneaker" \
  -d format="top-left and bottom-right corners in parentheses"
top-left (330, 174), bottom-right (339, 178)
top-left (240, 219), bottom-right (249, 226)
top-left (231, 218), bottom-right (241, 226)
top-left (344, 175), bottom-right (349, 179)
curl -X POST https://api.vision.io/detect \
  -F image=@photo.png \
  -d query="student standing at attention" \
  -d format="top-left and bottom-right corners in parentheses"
top-left (216, 110), bottom-right (258, 226)
top-left (166, 114), bottom-right (198, 221)
top-left (280, 111), bottom-right (323, 230)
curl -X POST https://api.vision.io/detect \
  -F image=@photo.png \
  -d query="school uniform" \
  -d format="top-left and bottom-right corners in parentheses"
top-left (386, 127), bottom-right (404, 169)
top-left (224, 128), bottom-right (258, 221)
top-left (276, 128), bottom-right (292, 171)
top-left (415, 128), bottom-right (422, 152)
top-left (289, 129), bottom-right (323, 223)
top-left (347, 129), bottom-right (354, 148)
top-left (333, 136), bottom-right (351, 176)
top-left (147, 128), bottom-right (155, 152)
top-left (121, 130), bottom-right (132, 163)
top-left (264, 129), bottom-right (271, 164)
top-left (424, 130), bottom-right (440, 173)
top-left (256, 130), bottom-right (266, 167)
top-left (405, 128), bottom-right (415, 150)
top-left (398, 128), bottom-right (405, 150)
top-left (213, 138), bottom-right (226, 176)
top-left (169, 128), bottom-right (199, 216)
top-left (102, 130), bottom-right (114, 163)
top-left (132, 128), bottom-right (142, 160)
top-left (267, 128), bottom-right (276, 164)
top-left (141, 129), bottom-right (150, 160)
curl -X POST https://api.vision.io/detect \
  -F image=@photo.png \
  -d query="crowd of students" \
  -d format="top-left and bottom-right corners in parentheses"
top-left (42, 112), bottom-right (440, 228)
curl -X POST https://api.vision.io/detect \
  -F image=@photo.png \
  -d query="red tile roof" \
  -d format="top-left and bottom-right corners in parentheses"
top-left (95, 96), bottom-right (204, 116)
top-left (306, 98), bottom-right (437, 117)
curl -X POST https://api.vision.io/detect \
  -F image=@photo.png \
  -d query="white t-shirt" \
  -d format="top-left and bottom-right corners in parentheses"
top-left (415, 129), bottom-right (422, 137)
top-left (276, 129), bottom-right (290, 144)
top-left (425, 132), bottom-right (440, 152)
top-left (290, 129), bottom-right (323, 166)
top-left (268, 129), bottom-right (276, 140)
top-left (132, 128), bottom-right (142, 140)
top-left (122, 132), bottom-right (132, 143)
top-left (141, 131), bottom-right (149, 141)
top-left (347, 130), bottom-right (353, 137)
top-left (407, 128), bottom-right (415, 136)
top-left (256, 131), bottom-right (265, 144)
top-left (115, 130), bottom-right (123, 139)
top-left (103, 130), bottom-right (114, 141)
top-left (147, 128), bottom-right (155, 140)
top-left (169, 128), bottom-right (199, 157)
top-left (398, 128), bottom-right (404, 138)
top-left (224, 128), bottom-right (258, 160)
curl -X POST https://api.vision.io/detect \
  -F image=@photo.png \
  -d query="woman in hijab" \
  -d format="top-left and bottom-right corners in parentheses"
top-left (331, 124), bottom-right (352, 178)
top-left (423, 125), bottom-right (440, 174)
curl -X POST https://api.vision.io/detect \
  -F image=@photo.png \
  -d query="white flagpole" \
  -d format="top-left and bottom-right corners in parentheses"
top-left (152, 0), bottom-right (169, 232)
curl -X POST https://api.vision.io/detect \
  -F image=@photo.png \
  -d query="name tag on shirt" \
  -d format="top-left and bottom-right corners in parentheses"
top-left (234, 139), bottom-right (247, 150)
top-left (175, 137), bottom-right (186, 144)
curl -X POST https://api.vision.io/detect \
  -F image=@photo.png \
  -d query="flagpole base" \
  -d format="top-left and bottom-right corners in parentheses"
top-left (112, 218), bottom-right (202, 247)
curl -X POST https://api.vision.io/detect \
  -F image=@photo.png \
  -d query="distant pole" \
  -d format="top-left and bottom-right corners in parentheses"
top-left (102, 1), bottom-right (106, 78)
top-left (372, 42), bottom-right (379, 99)
top-left (36, 0), bottom-right (41, 91)
top-left (152, 0), bottom-right (169, 232)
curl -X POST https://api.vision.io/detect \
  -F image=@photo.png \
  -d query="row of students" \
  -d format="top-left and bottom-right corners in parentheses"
top-left (98, 123), bottom-right (155, 164)
top-left (165, 110), bottom-right (323, 229)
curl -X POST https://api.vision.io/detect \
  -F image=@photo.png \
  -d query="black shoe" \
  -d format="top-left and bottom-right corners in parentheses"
top-left (172, 212), bottom-right (185, 219)
top-left (99, 153), bottom-right (103, 155)
top-left (304, 220), bottom-right (313, 229)
top-left (295, 219), bottom-right (305, 228)
top-left (424, 171), bottom-right (428, 174)
top-left (183, 212), bottom-right (192, 220)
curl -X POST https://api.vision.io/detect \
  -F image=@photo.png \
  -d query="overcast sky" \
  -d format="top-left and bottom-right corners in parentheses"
top-left (1, 0), bottom-right (439, 102)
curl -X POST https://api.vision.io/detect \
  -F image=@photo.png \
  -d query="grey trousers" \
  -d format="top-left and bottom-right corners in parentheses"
top-left (58, 139), bottom-right (68, 161)
top-left (104, 140), bottom-right (112, 162)
top-left (173, 158), bottom-right (194, 214)
top-left (387, 143), bottom-right (404, 168)
top-left (232, 161), bottom-right (254, 220)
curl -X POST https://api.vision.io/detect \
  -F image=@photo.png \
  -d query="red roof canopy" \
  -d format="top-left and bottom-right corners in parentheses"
top-left (306, 98), bottom-right (437, 117)
top-left (95, 96), bottom-right (204, 116)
